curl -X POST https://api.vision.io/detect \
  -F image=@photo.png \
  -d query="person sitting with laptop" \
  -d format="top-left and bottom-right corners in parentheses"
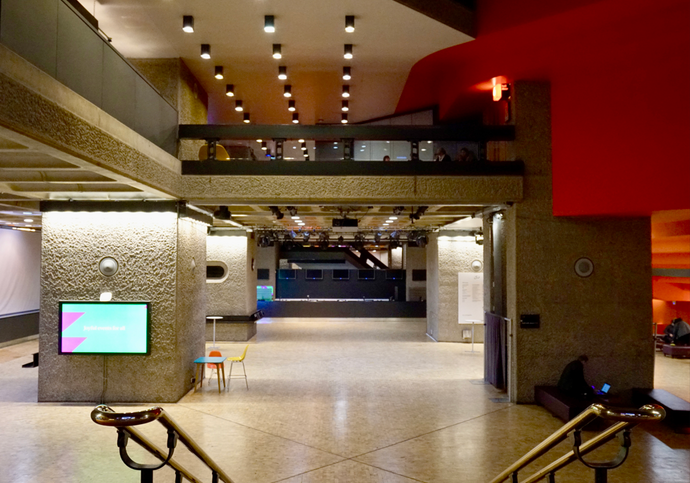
top-left (557, 354), bottom-right (595, 400)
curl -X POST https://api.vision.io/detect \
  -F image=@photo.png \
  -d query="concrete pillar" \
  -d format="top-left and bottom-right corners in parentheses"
top-left (38, 205), bottom-right (207, 403)
top-left (256, 243), bottom-right (280, 300)
top-left (206, 231), bottom-right (257, 316)
top-left (404, 245), bottom-right (426, 301)
top-left (390, 246), bottom-right (403, 269)
top-left (426, 233), bottom-right (484, 341)
top-left (504, 82), bottom-right (653, 402)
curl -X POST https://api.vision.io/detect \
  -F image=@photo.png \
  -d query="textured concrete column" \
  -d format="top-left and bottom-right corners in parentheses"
top-left (38, 212), bottom-right (207, 403)
top-left (404, 245), bottom-right (426, 301)
top-left (390, 246), bottom-right (403, 269)
top-left (426, 233), bottom-right (484, 341)
top-left (256, 244), bottom-right (280, 299)
top-left (206, 232), bottom-right (257, 316)
top-left (505, 82), bottom-right (653, 402)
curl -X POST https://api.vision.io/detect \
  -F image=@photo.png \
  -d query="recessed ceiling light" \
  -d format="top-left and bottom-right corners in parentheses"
top-left (389, 216), bottom-right (398, 220)
top-left (182, 16), bottom-right (194, 33)
top-left (345, 16), bottom-right (355, 33)
top-left (292, 216), bottom-right (300, 220)
top-left (24, 218), bottom-right (33, 222)
top-left (298, 139), bottom-right (305, 143)
top-left (257, 139), bottom-right (262, 142)
top-left (273, 44), bottom-right (282, 59)
top-left (200, 44), bottom-right (211, 59)
top-left (214, 66), bottom-right (224, 79)
top-left (264, 15), bottom-right (275, 33)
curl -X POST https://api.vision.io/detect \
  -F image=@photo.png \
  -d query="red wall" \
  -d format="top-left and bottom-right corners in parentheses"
top-left (396, 0), bottom-right (690, 216)
top-left (653, 299), bottom-right (690, 331)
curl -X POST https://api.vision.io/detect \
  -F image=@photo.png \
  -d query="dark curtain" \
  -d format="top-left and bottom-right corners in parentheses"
top-left (485, 312), bottom-right (507, 390)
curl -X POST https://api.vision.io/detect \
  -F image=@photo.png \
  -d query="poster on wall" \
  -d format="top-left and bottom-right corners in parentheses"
top-left (458, 272), bottom-right (483, 325)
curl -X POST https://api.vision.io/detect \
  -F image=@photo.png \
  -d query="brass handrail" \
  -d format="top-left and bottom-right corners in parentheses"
top-left (489, 404), bottom-right (665, 483)
top-left (92, 405), bottom-right (234, 483)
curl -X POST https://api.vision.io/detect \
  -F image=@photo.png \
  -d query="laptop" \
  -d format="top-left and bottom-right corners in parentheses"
top-left (592, 383), bottom-right (611, 396)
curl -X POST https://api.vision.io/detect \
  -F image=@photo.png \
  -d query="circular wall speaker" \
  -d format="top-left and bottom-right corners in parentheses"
top-left (99, 257), bottom-right (119, 277)
top-left (471, 260), bottom-right (483, 272)
top-left (574, 257), bottom-right (594, 278)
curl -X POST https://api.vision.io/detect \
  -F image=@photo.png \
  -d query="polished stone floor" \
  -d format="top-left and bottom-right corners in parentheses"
top-left (0, 318), bottom-right (688, 483)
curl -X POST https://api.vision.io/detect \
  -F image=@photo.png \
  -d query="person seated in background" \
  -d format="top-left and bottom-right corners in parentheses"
top-left (434, 148), bottom-right (451, 162)
top-left (457, 147), bottom-right (478, 163)
top-left (383, 155), bottom-right (391, 162)
top-left (557, 355), bottom-right (594, 400)
top-left (669, 317), bottom-right (690, 345)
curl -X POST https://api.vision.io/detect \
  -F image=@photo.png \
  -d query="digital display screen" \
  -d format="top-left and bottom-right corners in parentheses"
top-left (59, 301), bottom-right (150, 355)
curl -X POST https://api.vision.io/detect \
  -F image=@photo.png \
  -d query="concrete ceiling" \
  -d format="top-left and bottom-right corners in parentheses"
top-left (83, 0), bottom-right (472, 125)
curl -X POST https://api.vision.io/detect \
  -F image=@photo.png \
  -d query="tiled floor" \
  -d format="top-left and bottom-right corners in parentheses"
top-left (0, 319), bottom-right (688, 483)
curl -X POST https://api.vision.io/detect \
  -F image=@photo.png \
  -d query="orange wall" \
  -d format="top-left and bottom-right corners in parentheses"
top-left (653, 299), bottom-right (690, 331)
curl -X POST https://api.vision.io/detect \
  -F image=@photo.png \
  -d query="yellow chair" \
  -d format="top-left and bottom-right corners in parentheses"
top-left (198, 143), bottom-right (230, 161)
top-left (227, 345), bottom-right (249, 389)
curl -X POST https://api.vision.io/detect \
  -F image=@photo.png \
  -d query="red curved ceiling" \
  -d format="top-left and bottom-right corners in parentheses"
top-left (396, 0), bottom-right (690, 216)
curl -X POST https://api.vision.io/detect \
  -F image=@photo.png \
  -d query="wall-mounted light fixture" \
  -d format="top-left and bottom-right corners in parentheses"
top-left (493, 83), bottom-right (511, 102)
top-left (235, 100), bottom-right (243, 111)
top-left (345, 16), bottom-right (355, 33)
top-left (341, 100), bottom-right (349, 112)
top-left (214, 66), bottom-right (224, 79)
top-left (283, 84), bottom-right (292, 97)
top-left (264, 15), bottom-right (275, 33)
top-left (292, 113), bottom-right (299, 124)
top-left (278, 65), bottom-right (287, 80)
top-left (225, 84), bottom-right (235, 97)
top-left (342, 85), bottom-right (350, 98)
top-left (341, 113), bottom-right (348, 124)
top-left (288, 100), bottom-right (296, 111)
top-left (272, 44), bottom-right (282, 59)
top-left (243, 113), bottom-right (250, 123)
top-left (200, 44), bottom-right (211, 59)
top-left (342, 66), bottom-right (351, 80)
top-left (344, 44), bottom-right (353, 59)
top-left (182, 16), bottom-right (194, 33)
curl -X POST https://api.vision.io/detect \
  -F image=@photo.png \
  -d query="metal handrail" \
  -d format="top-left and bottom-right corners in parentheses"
top-left (489, 403), bottom-right (665, 483)
top-left (92, 405), bottom-right (234, 483)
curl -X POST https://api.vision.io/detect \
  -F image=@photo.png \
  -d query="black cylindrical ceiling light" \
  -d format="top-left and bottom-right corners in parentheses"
top-left (343, 66), bottom-right (351, 80)
top-left (182, 16), bottom-right (194, 33)
top-left (292, 113), bottom-right (299, 124)
top-left (243, 113), bottom-right (250, 123)
top-left (341, 113), bottom-right (348, 124)
top-left (345, 15), bottom-right (355, 33)
top-left (261, 141), bottom-right (267, 150)
top-left (200, 44), bottom-right (211, 59)
top-left (214, 66), bottom-right (224, 79)
top-left (342, 85), bottom-right (350, 98)
top-left (288, 100), bottom-right (296, 111)
top-left (301, 142), bottom-right (307, 151)
top-left (235, 100), bottom-right (243, 111)
top-left (344, 44), bottom-right (353, 59)
top-left (264, 15), bottom-right (275, 33)
top-left (225, 84), bottom-right (235, 97)
top-left (278, 65), bottom-right (287, 80)
top-left (272, 44), bottom-right (282, 59)
top-left (341, 100), bottom-right (349, 112)
top-left (283, 85), bottom-right (292, 97)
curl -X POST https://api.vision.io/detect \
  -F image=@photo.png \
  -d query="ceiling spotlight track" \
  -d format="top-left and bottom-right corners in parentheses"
top-left (269, 206), bottom-right (284, 220)
top-left (213, 206), bottom-right (232, 220)
top-left (409, 206), bottom-right (429, 221)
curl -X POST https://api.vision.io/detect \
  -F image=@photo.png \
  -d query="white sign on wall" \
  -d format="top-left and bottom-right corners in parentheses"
top-left (458, 272), bottom-right (483, 325)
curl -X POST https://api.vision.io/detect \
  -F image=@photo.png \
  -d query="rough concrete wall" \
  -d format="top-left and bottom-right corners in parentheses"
top-left (38, 211), bottom-right (203, 402)
top-left (256, 245), bottom-right (279, 298)
top-left (390, 247), bottom-right (403, 269)
top-left (428, 234), bottom-right (484, 342)
top-left (175, 218), bottom-right (207, 393)
top-left (206, 234), bottom-right (253, 315)
top-left (405, 245), bottom-right (426, 301)
top-left (506, 82), bottom-right (653, 402)
top-left (426, 234), bottom-right (440, 340)
top-left (127, 58), bottom-right (207, 160)
top-left (245, 234), bottom-right (257, 314)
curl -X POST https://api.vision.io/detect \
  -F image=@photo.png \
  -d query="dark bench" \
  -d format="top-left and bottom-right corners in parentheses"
top-left (662, 344), bottom-right (690, 359)
top-left (633, 388), bottom-right (690, 433)
top-left (535, 386), bottom-right (609, 430)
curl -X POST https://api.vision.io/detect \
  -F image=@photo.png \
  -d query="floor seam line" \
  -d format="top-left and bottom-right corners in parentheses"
top-left (349, 404), bottom-right (514, 459)
top-left (176, 402), bottom-right (349, 459)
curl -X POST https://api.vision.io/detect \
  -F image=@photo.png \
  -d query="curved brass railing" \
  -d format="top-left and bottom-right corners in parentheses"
top-left (92, 405), bottom-right (234, 483)
top-left (489, 403), bottom-right (665, 483)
